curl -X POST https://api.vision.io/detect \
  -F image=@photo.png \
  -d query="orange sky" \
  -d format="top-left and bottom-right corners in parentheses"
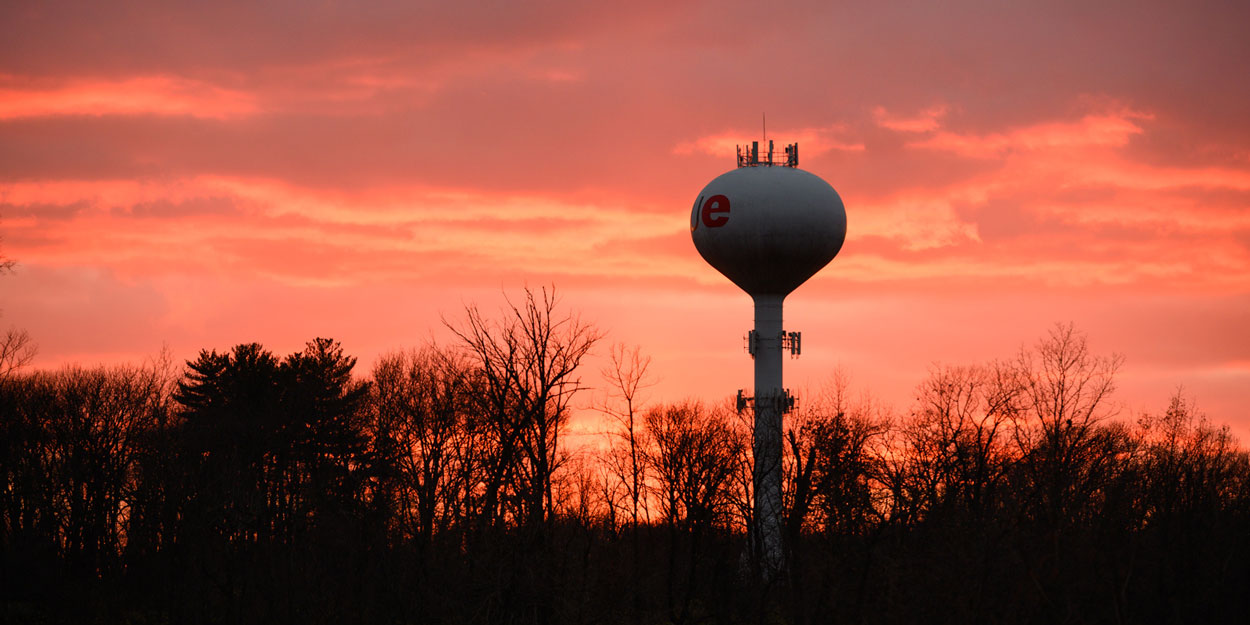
top-left (2, 1), bottom-right (1248, 441)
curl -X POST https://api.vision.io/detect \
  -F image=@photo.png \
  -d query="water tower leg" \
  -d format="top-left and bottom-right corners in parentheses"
top-left (752, 294), bottom-right (785, 573)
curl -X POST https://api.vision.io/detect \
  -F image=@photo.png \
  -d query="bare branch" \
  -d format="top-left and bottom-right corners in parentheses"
top-left (0, 327), bottom-right (37, 380)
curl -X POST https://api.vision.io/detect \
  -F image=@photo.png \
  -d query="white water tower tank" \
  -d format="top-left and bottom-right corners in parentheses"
top-left (690, 152), bottom-right (846, 294)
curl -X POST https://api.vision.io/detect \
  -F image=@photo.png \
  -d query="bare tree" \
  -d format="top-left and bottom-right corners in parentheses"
top-left (1010, 323), bottom-right (1125, 527)
top-left (1016, 323), bottom-right (1122, 442)
top-left (0, 242), bottom-right (14, 274)
top-left (551, 451), bottom-right (602, 527)
top-left (447, 286), bottom-right (601, 532)
top-left (370, 346), bottom-right (473, 546)
top-left (1138, 390), bottom-right (1248, 524)
top-left (0, 363), bottom-right (168, 579)
top-left (645, 401), bottom-right (745, 528)
top-left (595, 343), bottom-right (656, 619)
top-left (786, 374), bottom-right (889, 538)
top-left (899, 362), bottom-right (1019, 520)
top-left (644, 400), bottom-right (746, 624)
top-left (1, 328), bottom-right (37, 380)
top-left (598, 343), bottom-right (655, 529)
top-left (0, 240), bottom-right (36, 380)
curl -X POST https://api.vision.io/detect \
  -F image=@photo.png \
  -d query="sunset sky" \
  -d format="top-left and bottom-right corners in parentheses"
top-left (2, 1), bottom-right (1248, 440)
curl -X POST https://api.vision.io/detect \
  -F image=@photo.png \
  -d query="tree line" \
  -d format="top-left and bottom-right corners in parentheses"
top-left (1, 289), bottom-right (1248, 624)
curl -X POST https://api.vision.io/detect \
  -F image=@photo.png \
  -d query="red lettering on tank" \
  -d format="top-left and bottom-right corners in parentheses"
top-left (700, 194), bottom-right (730, 228)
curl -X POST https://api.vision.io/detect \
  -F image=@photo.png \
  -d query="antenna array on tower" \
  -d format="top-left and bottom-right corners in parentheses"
top-left (736, 141), bottom-right (798, 168)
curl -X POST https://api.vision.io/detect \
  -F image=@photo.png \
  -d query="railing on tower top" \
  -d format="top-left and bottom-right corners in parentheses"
top-left (737, 140), bottom-right (798, 168)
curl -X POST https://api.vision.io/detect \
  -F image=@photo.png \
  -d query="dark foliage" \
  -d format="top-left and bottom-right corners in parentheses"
top-left (2, 319), bottom-right (1248, 624)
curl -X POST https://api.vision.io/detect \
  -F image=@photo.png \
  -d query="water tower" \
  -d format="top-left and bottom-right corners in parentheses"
top-left (690, 140), bottom-right (846, 570)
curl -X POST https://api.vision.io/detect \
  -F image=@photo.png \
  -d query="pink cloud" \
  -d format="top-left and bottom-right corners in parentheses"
top-left (872, 105), bottom-right (947, 133)
top-left (905, 109), bottom-right (1152, 158)
top-left (0, 75), bottom-right (258, 119)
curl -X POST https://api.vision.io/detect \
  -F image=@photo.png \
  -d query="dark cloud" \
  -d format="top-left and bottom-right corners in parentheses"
top-left (0, 0), bottom-right (690, 77)
top-left (120, 196), bottom-right (247, 219)
top-left (1, 200), bottom-right (91, 220)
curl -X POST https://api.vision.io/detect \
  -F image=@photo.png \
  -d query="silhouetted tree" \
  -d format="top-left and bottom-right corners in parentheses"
top-left (0, 243), bottom-right (37, 382)
top-left (164, 339), bottom-right (375, 622)
top-left (447, 287), bottom-right (601, 534)
top-left (1003, 324), bottom-right (1133, 623)
top-left (1130, 390), bottom-right (1250, 622)
top-left (175, 343), bottom-right (283, 545)
top-left (443, 287), bottom-right (601, 623)
top-left (644, 400), bottom-right (745, 624)
top-left (900, 362), bottom-right (1018, 522)
top-left (596, 342), bottom-right (656, 620)
top-left (5, 316), bottom-right (1250, 625)
top-left (777, 376), bottom-right (888, 625)
top-left (598, 342), bottom-right (655, 531)
top-left (1010, 323), bottom-right (1125, 528)
top-left (0, 362), bottom-right (169, 622)
top-left (281, 337), bottom-right (371, 529)
top-left (787, 375), bottom-right (888, 538)
top-left (647, 401), bottom-right (744, 535)
top-left (369, 345), bottom-right (474, 548)
top-left (0, 328), bottom-right (37, 380)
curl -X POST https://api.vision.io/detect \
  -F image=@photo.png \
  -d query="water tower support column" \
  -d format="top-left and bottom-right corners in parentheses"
top-left (752, 293), bottom-right (785, 571)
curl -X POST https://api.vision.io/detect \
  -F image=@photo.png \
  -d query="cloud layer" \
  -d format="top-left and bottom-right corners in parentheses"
top-left (2, 0), bottom-right (1248, 436)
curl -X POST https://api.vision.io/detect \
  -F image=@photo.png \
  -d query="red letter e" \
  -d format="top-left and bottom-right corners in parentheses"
top-left (701, 194), bottom-right (730, 228)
